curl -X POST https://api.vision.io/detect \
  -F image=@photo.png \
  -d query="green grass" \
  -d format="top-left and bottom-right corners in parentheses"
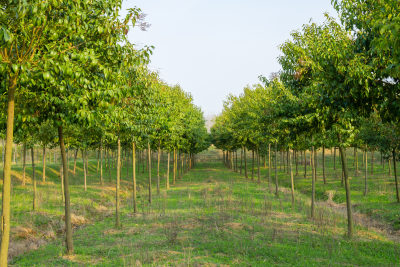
top-left (5, 148), bottom-right (400, 266)
top-left (246, 149), bottom-right (400, 230)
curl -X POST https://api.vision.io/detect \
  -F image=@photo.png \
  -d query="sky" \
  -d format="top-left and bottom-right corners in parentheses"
top-left (123, 0), bottom-right (338, 116)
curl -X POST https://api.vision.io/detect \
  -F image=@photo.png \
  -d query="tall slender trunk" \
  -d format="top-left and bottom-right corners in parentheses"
top-left (289, 149), bottom-right (295, 206)
top-left (322, 146), bottom-right (326, 184)
top-left (338, 143), bottom-right (353, 238)
top-left (42, 146), bottom-right (46, 183)
top-left (295, 150), bottom-right (298, 176)
top-left (393, 150), bottom-right (400, 203)
top-left (58, 125), bottom-right (73, 254)
top-left (22, 144), bottom-right (26, 187)
top-left (244, 147), bottom-right (248, 179)
top-left (257, 148), bottom-right (260, 183)
top-left (311, 146), bottom-right (316, 219)
top-left (0, 75), bottom-right (16, 266)
top-left (31, 148), bottom-right (37, 211)
top-left (148, 142), bottom-right (152, 203)
top-left (235, 150), bottom-right (238, 172)
top-left (240, 148), bottom-right (243, 174)
top-left (167, 152), bottom-right (170, 190)
top-left (116, 137), bottom-right (121, 227)
top-left (304, 150), bottom-right (307, 178)
top-left (251, 150), bottom-right (255, 180)
top-left (275, 143), bottom-right (278, 197)
top-left (364, 149), bottom-right (368, 196)
top-left (100, 141), bottom-right (103, 185)
top-left (132, 141), bottom-right (137, 213)
top-left (157, 146), bottom-right (161, 195)
top-left (173, 148), bottom-right (176, 185)
top-left (82, 150), bottom-right (87, 191)
top-left (268, 144), bottom-right (271, 190)
top-left (85, 149), bottom-right (89, 176)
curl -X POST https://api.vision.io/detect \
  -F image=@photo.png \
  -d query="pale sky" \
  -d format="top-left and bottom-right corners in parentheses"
top-left (123, 1), bottom-right (337, 116)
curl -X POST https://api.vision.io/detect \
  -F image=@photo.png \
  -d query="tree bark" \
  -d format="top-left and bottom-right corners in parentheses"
top-left (364, 149), bottom-right (368, 196)
top-left (244, 147), bottom-right (248, 179)
top-left (148, 142), bottom-right (152, 203)
top-left (42, 146), bottom-right (46, 183)
top-left (304, 150), bottom-right (307, 178)
top-left (268, 144), bottom-right (271, 190)
top-left (289, 149), bottom-right (295, 207)
top-left (0, 75), bottom-right (16, 266)
top-left (173, 148), bottom-right (176, 185)
top-left (166, 152), bottom-right (170, 190)
top-left (31, 148), bottom-right (37, 211)
top-left (275, 143), bottom-right (279, 197)
top-left (311, 146), bottom-right (316, 219)
top-left (58, 125), bottom-right (73, 254)
top-left (132, 141), bottom-right (137, 213)
top-left (251, 150), bottom-right (255, 180)
top-left (82, 150), bottom-right (87, 191)
top-left (257, 148), bottom-right (261, 183)
top-left (393, 150), bottom-right (400, 203)
top-left (322, 146), bottom-right (326, 184)
top-left (338, 144), bottom-right (354, 238)
top-left (116, 137), bottom-right (121, 227)
top-left (22, 144), bottom-right (26, 187)
top-left (100, 142), bottom-right (103, 185)
top-left (157, 146), bottom-right (161, 195)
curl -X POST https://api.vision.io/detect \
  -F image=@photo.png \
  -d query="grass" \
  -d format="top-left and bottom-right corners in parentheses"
top-left (3, 148), bottom-right (399, 266)
top-left (246, 148), bottom-right (400, 230)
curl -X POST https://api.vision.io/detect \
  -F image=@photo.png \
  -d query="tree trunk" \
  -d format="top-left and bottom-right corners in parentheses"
top-left (58, 125), bottom-right (73, 254)
top-left (275, 143), bottom-right (279, 197)
top-left (311, 146), bottom-right (316, 219)
top-left (251, 150), bottom-right (255, 180)
top-left (364, 149), bottom-right (368, 196)
top-left (257, 148), bottom-right (260, 183)
top-left (116, 137), bottom-right (121, 227)
top-left (0, 75), bottom-right (16, 266)
top-left (82, 150), bottom-right (87, 191)
top-left (268, 144), bottom-right (271, 191)
top-left (173, 148), bottom-right (176, 185)
top-left (100, 142), bottom-right (103, 185)
top-left (355, 147), bottom-right (358, 175)
top-left (338, 143), bottom-right (354, 238)
top-left (289, 149), bottom-right (295, 207)
top-left (132, 141), bottom-right (137, 213)
top-left (240, 148), bottom-right (243, 175)
top-left (322, 146), bottom-right (326, 184)
top-left (42, 146), bottom-right (46, 183)
top-left (295, 150), bottom-right (298, 176)
top-left (22, 144), bottom-right (26, 187)
top-left (148, 142), bottom-right (152, 204)
top-left (304, 150), bottom-right (307, 178)
top-left (167, 152), bottom-right (170, 190)
top-left (31, 148), bottom-right (37, 211)
top-left (244, 147), bottom-right (248, 179)
top-left (393, 150), bottom-right (400, 203)
top-left (157, 146), bottom-right (161, 195)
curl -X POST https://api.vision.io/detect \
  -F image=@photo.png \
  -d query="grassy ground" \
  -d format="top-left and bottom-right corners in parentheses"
top-left (246, 148), bottom-right (400, 230)
top-left (5, 148), bottom-right (400, 266)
